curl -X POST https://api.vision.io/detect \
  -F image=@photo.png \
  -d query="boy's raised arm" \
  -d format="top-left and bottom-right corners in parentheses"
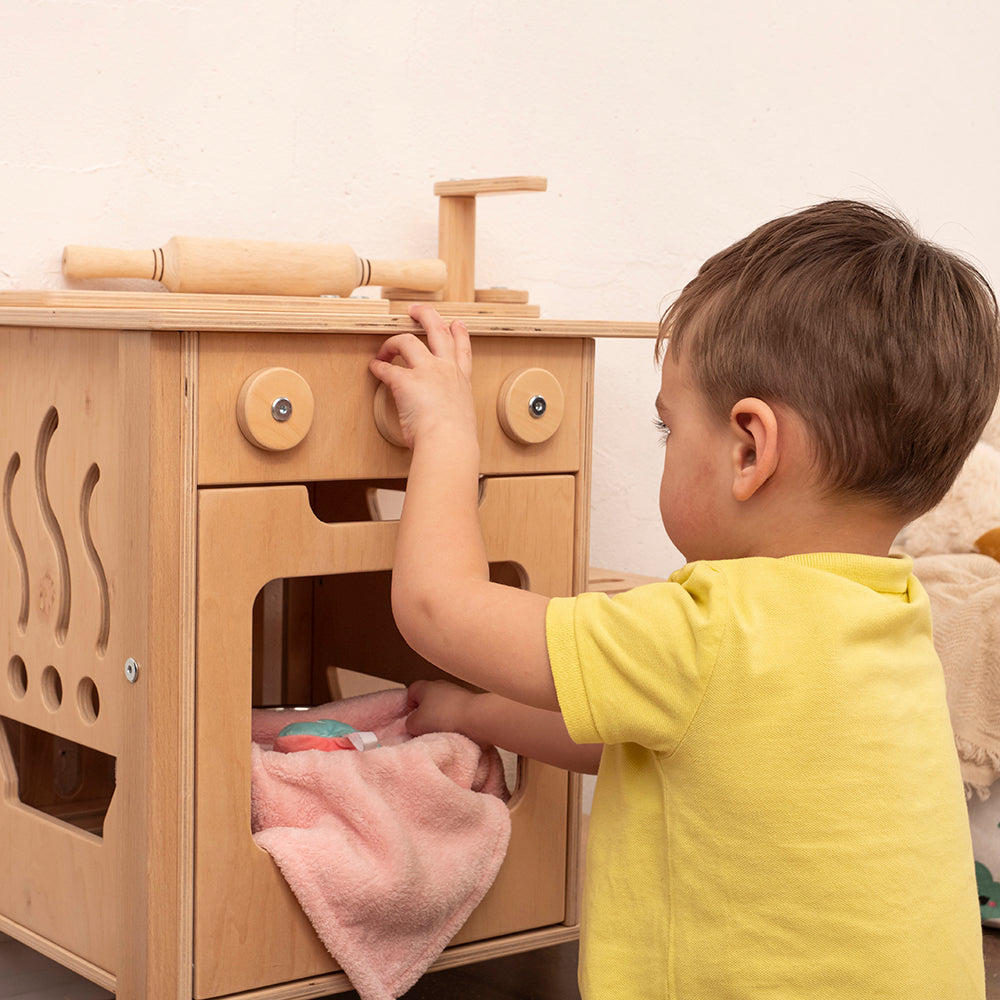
top-left (369, 305), bottom-right (559, 712)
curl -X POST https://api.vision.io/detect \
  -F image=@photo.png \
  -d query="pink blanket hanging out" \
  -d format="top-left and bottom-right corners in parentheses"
top-left (250, 689), bottom-right (511, 1000)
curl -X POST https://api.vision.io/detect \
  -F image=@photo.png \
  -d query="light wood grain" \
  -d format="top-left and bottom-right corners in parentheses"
top-left (196, 332), bottom-right (589, 485)
top-left (0, 298), bottom-right (603, 999)
top-left (434, 176), bottom-right (547, 305)
top-left (63, 238), bottom-right (446, 298)
top-left (438, 194), bottom-right (477, 302)
top-left (0, 288), bottom-right (393, 313)
top-left (496, 367), bottom-right (565, 444)
top-left (193, 477), bottom-right (578, 996)
top-left (475, 288), bottom-right (530, 304)
top-left (433, 176), bottom-right (548, 197)
top-left (0, 327), bottom-right (128, 975)
top-left (236, 366), bottom-right (315, 452)
top-left (0, 291), bottom-right (659, 337)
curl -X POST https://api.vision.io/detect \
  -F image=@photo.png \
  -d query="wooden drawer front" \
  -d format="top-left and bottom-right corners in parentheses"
top-left (197, 332), bottom-right (589, 485)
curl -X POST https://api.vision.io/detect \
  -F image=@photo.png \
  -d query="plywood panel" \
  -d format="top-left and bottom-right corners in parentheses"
top-left (196, 333), bottom-right (586, 484)
top-left (193, 477), bottom-right (577, 998)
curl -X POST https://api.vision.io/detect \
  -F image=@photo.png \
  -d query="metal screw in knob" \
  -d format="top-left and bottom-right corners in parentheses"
top-left (528, 394), bottom-right (547, 418)
top-left (271, 397), bottom-right (293, 422)
top-left (124, 657), bottom-right (139, 683)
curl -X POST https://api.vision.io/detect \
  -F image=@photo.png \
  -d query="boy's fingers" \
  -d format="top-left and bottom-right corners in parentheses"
top-left (408, 303), bottom-right (470, 366)
top-left (408, 302), bottom-right (443, 329)
top-left (372, 332), bottom-right (428, 366)
top-left (408, 303), bottom-right (453, 357)
top-left (368, 356), bottom-right (398, 382)
top-left (403, 682), bottom-right (420, 713)
top-left (451, 319), bottom-right (472, 378)
top-left (371, 313), bottom-right (472, 384)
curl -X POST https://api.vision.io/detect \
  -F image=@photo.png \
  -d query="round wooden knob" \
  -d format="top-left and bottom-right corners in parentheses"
top-left (373, 382), bottom-right (407, 448)
top-left (236, 367), bottom-right (314, 451)
top-left (497, 368), bottom-right (564, 444)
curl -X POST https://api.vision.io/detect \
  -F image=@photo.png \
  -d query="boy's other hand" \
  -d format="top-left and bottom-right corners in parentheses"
top-left (369, 304), bottom-right (476, 451)
top-left (405, 679), bottom-right (474, 738)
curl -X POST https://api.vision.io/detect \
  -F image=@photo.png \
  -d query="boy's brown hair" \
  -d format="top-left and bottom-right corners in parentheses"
top-left (658, 200), bottom-right (1000, 517)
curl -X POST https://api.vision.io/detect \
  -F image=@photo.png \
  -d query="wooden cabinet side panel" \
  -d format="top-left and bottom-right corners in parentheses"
top-left (0, 326), bottom-right (134, 974)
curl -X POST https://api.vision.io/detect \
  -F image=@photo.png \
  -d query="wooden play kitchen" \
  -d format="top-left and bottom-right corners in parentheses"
top-left (0, 177), bottom-right (655, 999)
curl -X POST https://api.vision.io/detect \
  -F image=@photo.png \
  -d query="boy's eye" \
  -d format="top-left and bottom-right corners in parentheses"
top-left (653, 418), bottom-right (671, 443)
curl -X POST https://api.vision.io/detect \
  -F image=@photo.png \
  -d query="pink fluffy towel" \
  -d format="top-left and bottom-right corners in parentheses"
top-left (250, 689), bottom-right (512, 1000)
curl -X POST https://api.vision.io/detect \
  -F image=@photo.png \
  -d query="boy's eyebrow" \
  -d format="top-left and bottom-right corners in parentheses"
top-left (655, 393), bottom-right (668, 414)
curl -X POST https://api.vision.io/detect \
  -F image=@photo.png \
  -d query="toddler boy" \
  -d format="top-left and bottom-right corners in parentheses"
top-left (369, 200), bottom-right (1000, 999)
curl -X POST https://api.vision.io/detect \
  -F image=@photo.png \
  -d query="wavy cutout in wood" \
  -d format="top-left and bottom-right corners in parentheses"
top-left (80, 464), bottom-right (110, 656)
top-left (35, 408), bottom-right (71, 645)
top-left (3, 453), bottom-right (29, 633)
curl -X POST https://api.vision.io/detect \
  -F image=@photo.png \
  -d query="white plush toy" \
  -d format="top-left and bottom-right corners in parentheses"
top-left (895, 399), bottom-right (1000, 559)
top-left (891, 396), bottom-right (1000, 796)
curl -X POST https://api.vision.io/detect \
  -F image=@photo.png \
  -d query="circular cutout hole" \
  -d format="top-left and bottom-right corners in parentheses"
top-left (41, 665), bottom-right (63, 711)
top-left (77, 677), bottom-right (100, 724)
top-left (7, 656), bottom-right (27, 699)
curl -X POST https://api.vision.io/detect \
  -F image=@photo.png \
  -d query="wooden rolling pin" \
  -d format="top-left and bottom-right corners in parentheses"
top-left (62, 237), bottom-right (447, 297)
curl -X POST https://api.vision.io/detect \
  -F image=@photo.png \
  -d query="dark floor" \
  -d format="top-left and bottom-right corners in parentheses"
top-left (5, 930), bottom-right (1000, 998)
top-left (369, 941), bottom-right (581, 1000)
top-left (985, 927), bottom-right (1000, 1000)
top-left (0, 934), bottom-right (579, 1000)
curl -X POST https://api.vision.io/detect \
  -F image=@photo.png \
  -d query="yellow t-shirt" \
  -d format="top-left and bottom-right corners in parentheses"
top-left (547, 554), bottom-right (983, 999)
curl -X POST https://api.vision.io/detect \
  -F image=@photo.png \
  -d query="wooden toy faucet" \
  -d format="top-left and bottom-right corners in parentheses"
top-left (434, 176), bottom-right (547, 303)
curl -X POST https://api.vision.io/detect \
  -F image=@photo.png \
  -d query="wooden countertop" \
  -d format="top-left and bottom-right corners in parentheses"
top-left (0, 290), bottom-right (659, 338)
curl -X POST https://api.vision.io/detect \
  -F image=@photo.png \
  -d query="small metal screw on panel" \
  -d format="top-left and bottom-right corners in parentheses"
top-left (124, 657), bottom-right (139, 683)
top-left (271, 397), bottom-right (293, 422)
top-left (528, 394), bottom-right (547, 418)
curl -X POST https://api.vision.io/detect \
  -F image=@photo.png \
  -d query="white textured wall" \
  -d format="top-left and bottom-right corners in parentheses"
top-left (2, 0), bottom-right (998, 578)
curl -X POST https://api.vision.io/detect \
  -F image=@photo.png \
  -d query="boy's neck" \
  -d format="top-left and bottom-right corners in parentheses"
top-left (732, 493), bottom-right (906, 560)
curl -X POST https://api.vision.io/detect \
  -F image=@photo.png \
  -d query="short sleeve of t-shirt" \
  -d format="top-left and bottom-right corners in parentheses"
top-left (545, 562), bottom-right (728, 752)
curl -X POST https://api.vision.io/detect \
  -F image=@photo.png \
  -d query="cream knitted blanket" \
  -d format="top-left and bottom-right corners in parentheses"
top-left (914, 553), bottom-right (1000, 798)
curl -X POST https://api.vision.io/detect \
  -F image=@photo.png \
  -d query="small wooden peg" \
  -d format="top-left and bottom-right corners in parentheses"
top-left (475, 288), bottom-right (530, 304)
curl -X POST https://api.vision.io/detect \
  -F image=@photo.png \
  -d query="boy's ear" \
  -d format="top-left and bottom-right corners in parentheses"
top-left (730, 398), bottom-right (779, 502)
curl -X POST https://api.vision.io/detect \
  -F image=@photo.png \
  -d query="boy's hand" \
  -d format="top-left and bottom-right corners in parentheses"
top-left (405, 679), bottom-right (474, 738)
top-left (369, 304), bottom-right (476, 451)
